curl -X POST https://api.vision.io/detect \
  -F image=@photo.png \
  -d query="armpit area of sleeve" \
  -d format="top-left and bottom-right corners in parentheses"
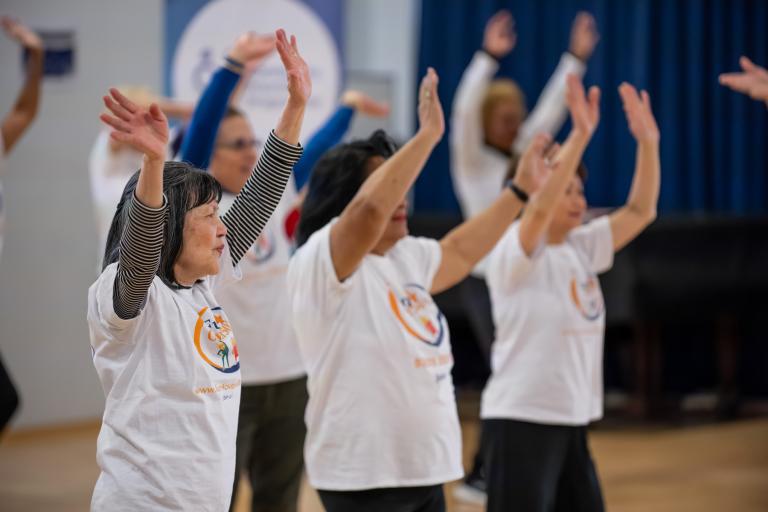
top-left (487, 224), bottom-right (541, 289)
top-left (89, 265), bottom-right (144, 337)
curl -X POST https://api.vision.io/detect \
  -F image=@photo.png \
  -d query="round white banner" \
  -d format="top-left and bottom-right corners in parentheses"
top-left (172, 0), bottom-right (341, 140)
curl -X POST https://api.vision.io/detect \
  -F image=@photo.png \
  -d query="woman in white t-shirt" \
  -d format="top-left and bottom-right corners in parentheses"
top-left (482, 79), bottom-right (661, 512)
top-left (87, 30), bottom-right (309, 512)
top-left (286, 68), bottom-right (570, 512)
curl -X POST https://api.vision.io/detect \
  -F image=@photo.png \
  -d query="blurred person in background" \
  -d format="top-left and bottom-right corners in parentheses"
top-left (449, 9), bottom-right (599, 503)
top-left (0, 15), bottom-right (44, 436)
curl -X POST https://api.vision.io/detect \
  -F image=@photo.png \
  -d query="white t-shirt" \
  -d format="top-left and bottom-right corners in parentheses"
top-left (481, 216), bottom-right (614, 426)
top-left (216, 184), bottom-right (305, 385)
top-left (88, 246), bottom-right (242, 511)
top-left (286, 222), bottom-right (463, 490)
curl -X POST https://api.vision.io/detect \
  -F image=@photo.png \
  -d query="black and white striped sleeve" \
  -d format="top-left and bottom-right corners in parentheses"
top-left (113, 193), bottom-right (167, 320)
top-left (221, 130), bottom-right (303, 265)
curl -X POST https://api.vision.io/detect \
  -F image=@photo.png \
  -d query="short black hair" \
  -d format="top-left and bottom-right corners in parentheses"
top-left (503, 151), bottom-right (588, 187)
top-left (296, 130), bottom-right (398, 247)
top-left (102, 161), bottom-right (222, 286)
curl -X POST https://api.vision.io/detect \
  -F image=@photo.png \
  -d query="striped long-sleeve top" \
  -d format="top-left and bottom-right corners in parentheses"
top-left (113, 130), bottom-right (302, 320)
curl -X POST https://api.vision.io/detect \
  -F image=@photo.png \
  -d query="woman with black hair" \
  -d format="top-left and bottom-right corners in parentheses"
top-left (87, 29), bottom-right (308, 512)
top-left (482, 79), bottom-right (659, 512)
top-left (286, 68), bottom-right (578, 512)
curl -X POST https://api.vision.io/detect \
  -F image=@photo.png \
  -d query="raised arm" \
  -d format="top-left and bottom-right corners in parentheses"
top-left (180, 32), bottom-right (275, 168)
top-left (293, 90), bottom-right (389, 190)
top-left (513, 12), bottom-right (598, 153)
top-left (329, 68), bottom-right (443, 281)
top-left (518, 74), bottom-right (600, 256)
top-left (221, 29), bottom-right (307, 265)
top-left (1, 17), bottom-right (44, 156)
top-left (450, 10), bottom-right (515, 168)
top-left (609, 83), bottom-right (660, 251)
top-left (719, 56), bottom-right (768, 109)
top-left (99, 89), bottom-right (169, 319)
top-left (432, 132), bottom-right (551, 294)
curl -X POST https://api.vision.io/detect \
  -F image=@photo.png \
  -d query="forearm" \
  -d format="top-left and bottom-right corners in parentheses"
top-left (134, 156), bottom-right (165, 208)
top-left (274, 100), bottom-right (305, 146)
top-left (293, 105), bottom-right (354, 189)
top-left (157, 99), bottom-right (195, 121)
top-left (529, 130), bottom-right (589, 214)
top-left (179, 66), bottom-right (241, 168)
top-left (16, 48), bottom-right (43, 117)
top-left (222, 131), bottom-right (302, 264)
top-left (355, 131), bottom-right (435, 218)
top-left (625, 141), bottom-right (660, 219)
top-left (514, 53), bottom-right (585, 153)
top-left (1, 48), bottom-right (44, 153)
top-left (451, 51), bottom-right (498, 164)
top-left (113, 193), bottom-right (167, 319)
top-left (441, 189), bottom-right (524, 271)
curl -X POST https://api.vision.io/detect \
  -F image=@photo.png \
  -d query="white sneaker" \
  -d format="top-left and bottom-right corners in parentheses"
top-left (452, 481), bottom-right (487, 505)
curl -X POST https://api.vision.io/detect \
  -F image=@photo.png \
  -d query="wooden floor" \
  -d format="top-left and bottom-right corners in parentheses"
top-left (1, 418), bottom-right (767, 511)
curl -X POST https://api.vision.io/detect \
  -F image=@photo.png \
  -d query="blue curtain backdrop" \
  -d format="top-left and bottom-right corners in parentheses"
top-left (415, 0), bottom-right (768, 215)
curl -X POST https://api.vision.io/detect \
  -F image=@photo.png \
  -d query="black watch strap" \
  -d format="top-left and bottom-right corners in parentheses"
top-left (505, 180), bottom-right (529, 203)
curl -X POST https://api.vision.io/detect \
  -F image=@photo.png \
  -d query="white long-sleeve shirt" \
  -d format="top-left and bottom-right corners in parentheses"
top-left (449, 51), bottom-right (586, 277)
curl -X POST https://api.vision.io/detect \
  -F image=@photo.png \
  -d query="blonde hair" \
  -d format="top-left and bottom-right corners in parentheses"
top-left (101, 85), bottom-right (159, 115)
top-left (482, 79), bottom-right (527, 134)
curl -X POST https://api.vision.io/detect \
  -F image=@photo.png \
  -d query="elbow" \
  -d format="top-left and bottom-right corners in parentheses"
top-left (627, 203), bottom-right (657, 227)
top-left (347, 195), bottom-right (389, 231)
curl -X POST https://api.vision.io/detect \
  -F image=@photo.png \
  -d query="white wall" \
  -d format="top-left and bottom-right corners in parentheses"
top-left (0, 0), bottom-right (164, 428)
top-left (0, 0), bottom-right (417, 429)
top-left (344, 0), bottom-right (421, 140)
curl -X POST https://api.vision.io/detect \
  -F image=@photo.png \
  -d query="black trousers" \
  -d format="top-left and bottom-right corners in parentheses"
top-left (0, 353), bottom-right (19, 435)
top-left (459, 275), bottom-right (494, 481)
top-left (483, 419), bottom-right (604, 512)
top-left (318, 485), bottom-right (445, 512)
top-left (230, 377), bottom-right (308, 512)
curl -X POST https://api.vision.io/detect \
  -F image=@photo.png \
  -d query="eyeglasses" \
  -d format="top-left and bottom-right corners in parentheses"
top-left (217, 138), bottom-right (262, 151)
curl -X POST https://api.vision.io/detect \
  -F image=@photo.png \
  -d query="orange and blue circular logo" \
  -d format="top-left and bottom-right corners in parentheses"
top-left (569, 275), bottom-right (604, 321)
top-left (388, 283), bottom-right (445, 347)
top-left (193, 306), bottom-right (240, 373)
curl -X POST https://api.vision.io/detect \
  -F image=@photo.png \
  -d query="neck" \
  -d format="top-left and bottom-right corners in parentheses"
top-left (172, 263), bottom-right (199, 287)
top-left (371, 238), bottom-right (397, 256)
top-left (547, 224), bottom-right (570, 245)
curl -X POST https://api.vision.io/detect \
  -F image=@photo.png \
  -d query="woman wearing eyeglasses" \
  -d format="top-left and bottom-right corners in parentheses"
top-left (179, 31), bottom-right (389, 512)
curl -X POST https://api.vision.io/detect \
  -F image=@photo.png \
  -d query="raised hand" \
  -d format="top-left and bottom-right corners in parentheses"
top-left (341, 90), bottom-right (390, 117)
top-left (100, 88), bottom-right (168, 161)
top-left (565, 74), bottom-right (600, 136)
top-left (514, 133), bottom-right (554, 196)
top-left (228, 31), bottom-right (276, 69)
top-left (417, 67), bottom-right (445, 144)
top-left (619, 83), bottom-right (659, 145)
top-left (1, 16), bottom-right (43, 52)
top-left (569, 12), bottom-right (599, 61)
top-left (275, 29), bottom-right (311, 106)
top-left (483, 10), bottom-right (516, 59)
top-left (719, 56), bottom-right (768, 105)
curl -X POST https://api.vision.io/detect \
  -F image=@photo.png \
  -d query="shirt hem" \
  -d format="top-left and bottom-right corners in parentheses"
top-left (309, 470), bottom-right (464, 492)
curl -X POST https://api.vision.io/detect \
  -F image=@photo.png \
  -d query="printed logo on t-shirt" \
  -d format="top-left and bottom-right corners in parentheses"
top-left (246, 230), bottom-right (276, 263)
top-left (569, 275), bottom-right (604, 321)
top-left (388, 283), bottom-right (445, 347)
top-left (193, 306), bottom-right (240, 373)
